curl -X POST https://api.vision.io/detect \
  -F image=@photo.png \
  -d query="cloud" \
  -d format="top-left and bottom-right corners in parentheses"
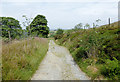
top-left (0, 1), bottom-right (118, 29)
top-left (1, 0), bottom-right (119, 2)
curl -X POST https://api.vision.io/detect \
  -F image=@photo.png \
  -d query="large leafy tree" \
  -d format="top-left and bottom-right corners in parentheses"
top-left (29, 15), bottom-right (49, 37)
top-left (0, 17), bottom-right (22, 39)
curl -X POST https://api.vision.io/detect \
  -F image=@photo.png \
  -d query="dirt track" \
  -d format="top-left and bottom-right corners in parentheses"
top-left (31, 40), bottom-right (89, 80)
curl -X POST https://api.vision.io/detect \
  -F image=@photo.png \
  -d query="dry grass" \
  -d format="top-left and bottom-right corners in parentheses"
top-left (2, 37), bottom-right (48, 80)
top-left (87, 66), bottom-right (98, 73)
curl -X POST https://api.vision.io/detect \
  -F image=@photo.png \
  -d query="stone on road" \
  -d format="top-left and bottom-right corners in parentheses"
top-left (31, 40), bottom-right (89, 80)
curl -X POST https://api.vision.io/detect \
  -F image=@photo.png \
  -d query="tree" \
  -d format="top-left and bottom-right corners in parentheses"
top-left (95, 19), bottom-right (101, 27)
top-left (56, 29), bottom-right (64, 35)
top-left (29, 15), bottom-right (49, 37)
top-left (74, 23), bottom-right (83, 29)
top-left (54, 29), bottom-right (64, 40)
top-left (93, 23), bottom-right (95, 28)
top-left (0, 17), bottom-right (22, 39)
top-left (96, 19), bottom-right (101, 23)
top-left (84, 23), bottom-right (90, 29)
top-left (22, 15), bottom-right (33, 36)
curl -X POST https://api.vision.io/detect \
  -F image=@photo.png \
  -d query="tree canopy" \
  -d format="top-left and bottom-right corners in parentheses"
top-left (0, 17), bottom-right (22, 39)
top-left (74, 23), bottom-right (83, 29)
top-left (54, 28), bottom-right (64, 40)
top-left (28, 15), bottom-right (49, 37)
top-left (56, 29), bottom-right (64, 35)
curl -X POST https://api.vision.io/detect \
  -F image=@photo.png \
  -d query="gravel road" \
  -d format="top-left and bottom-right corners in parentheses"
top-left (31, 40), bottom-right (90, 80)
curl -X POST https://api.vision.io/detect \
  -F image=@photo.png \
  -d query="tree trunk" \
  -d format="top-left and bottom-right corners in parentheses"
top-left (8, 31), bottom-right (11, 40)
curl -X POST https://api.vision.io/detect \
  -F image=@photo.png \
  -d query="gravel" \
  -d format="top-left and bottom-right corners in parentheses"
top-left (31, 40), bottom-right (90, 80)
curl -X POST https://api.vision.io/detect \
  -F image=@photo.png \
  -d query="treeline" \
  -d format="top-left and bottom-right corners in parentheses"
top-left (54, 21), bottom-right (120, 80)
top-left (0, 14), bottom-right (49, 41)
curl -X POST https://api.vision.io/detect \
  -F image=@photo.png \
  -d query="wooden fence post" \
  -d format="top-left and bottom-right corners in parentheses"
top-left (109, 18), bottom-right (111, 27)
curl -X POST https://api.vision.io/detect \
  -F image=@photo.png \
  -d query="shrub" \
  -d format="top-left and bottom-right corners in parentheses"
top-left (56, 29), bottom-right (64, 35)
top-left (101, 57), bottom-right (120, 80)
top-left (74, 47), bottom-right (88, 61)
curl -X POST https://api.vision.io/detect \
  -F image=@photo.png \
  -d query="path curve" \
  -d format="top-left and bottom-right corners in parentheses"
top-left (31, 40), bottom-right (89, 80)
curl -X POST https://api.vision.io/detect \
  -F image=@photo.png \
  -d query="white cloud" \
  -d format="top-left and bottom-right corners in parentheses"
top-left (0, 1), bottom-right (118, 29)
top-left (1, 0), bottom-right (119, 2)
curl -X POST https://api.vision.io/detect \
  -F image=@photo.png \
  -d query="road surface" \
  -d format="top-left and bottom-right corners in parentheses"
top-left (31, 40), bottom-right (89, 80)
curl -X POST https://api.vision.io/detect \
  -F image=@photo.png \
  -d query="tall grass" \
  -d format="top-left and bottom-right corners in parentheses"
top-left (2, 37), bottom-right (48, 80)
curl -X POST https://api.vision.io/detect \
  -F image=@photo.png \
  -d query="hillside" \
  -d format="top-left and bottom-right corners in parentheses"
top-left (55, 21), bottom-right (120, 80)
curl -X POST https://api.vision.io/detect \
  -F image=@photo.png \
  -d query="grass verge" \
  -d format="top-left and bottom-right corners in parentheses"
top-left (2, 37), bottom-right (48, 80)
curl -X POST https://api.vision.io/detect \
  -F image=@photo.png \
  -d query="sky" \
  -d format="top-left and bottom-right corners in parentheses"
top-left (0, 0), bottom-right (119, 30)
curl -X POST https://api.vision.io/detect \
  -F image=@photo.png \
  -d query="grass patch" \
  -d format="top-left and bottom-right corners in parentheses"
top-left (2, 37), bottom-right (48, 80)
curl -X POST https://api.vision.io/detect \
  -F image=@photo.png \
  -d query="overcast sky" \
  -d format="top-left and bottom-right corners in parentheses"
top-left (0, 0), bottom-right (119, 30)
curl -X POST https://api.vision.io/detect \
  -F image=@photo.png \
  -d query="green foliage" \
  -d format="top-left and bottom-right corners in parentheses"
top-left (29, 15), bottom-right (49, 37)
top-left (0, 17), bottom-right (22, 39)
top-left (101, 57), bottom-right (120, 80)
top-left (84, 23), bottom-right (90, 29)
top-left (21, 29), bottom-right (28, 38)
top-left (54, 29), bottom-right (64, 40)
top-left (74, 23), bottom-right (83, 29)
top-left (56, 29), bottom-right (64, 35)
top-left (49, 31), bottom-right (56, 38)
top-left (76, 58), bottom-right (101, 80)
top-left (55, 21), bottom-right (120, 80)
top-left (72, 47), bottom-right (88, 61)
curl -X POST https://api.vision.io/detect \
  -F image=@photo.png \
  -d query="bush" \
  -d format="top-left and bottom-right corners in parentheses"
top-left (54, 29), bottom-right (64, 40)
top-left (54, 34), bottom-right (63, 40)
top-left (101, 57), bottom-right (120, 80)
top-left (74, 47), bottom-right (88, 61)
top-left (56, 29), bottom-right (64, 35)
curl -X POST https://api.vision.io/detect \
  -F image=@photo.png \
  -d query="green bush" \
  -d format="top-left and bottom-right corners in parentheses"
top-left (101, 57), bottom-right (120, 80)
top-left (56, 29), bottom-right (64, 35)
top-left (54, 34), bottom-right (64, 40)
top-left (74, 47), bottom-right (88, 61)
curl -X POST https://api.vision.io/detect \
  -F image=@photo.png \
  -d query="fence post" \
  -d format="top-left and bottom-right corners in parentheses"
top-left (109, 18), bottom-right (111, 27)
